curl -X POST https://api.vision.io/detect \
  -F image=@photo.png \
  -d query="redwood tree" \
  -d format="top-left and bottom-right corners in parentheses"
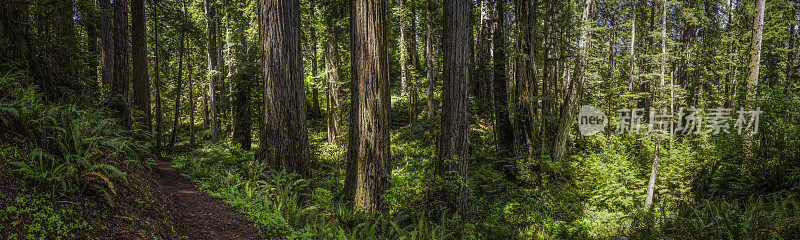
top-left (113, 0), bottom-right (131, 128)
top-left (439, 0), bottom-right (470, 218)
top-left (131, 0), bottom-right (151, 131)
top-left (492, 0), bottom-right (513, 152)
top-left (258, 0), bottom-right (311, 178)
top-left (344, 0), bottom-right (391, 212)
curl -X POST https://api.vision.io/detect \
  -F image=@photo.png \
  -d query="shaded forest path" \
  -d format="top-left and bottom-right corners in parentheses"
top-left (154, 159), bottom-right (259, 239)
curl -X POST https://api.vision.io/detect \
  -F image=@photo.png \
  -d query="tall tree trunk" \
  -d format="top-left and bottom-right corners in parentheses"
top-left (170, 0), bottom-right (188, 147)
top-left (514, 0), bottom-right (535, 154)
top-left (113, 0), bottom-right (131, 128)
top-left (258, 0), bottom-right (312, 178)
top-left (203, 86), bottom-right (209, 130)
top-left (628, 1), bottom-right (637, 92)
top-left (399, 0), bottom-right (410, 97)
top-left (492, 0), bottom-right (512, 152)
top-left (474, 0), bottom-right (492, 102)
top-left (323, 4), bottom-right (342, 145)
top-left (100, 0), bottom-right (114, 99)
top-left (786, 8), bottom-right (796, 96)
top-left (189, 47), bottom-right (196, 145)
top-left (552, 0), bottom-right (594, 163)
top-left (131, 0), bottom-right (151, 131)
top-left (232, 72), bottom-right (252, 150)
top-left (399, 0), bottom-right (417, 126)
top-left (425, 0), bottom-right (435, 119)
top-left (154, 3), bottom-right (163, 150)
top-left (439, 0), bottom-right (470, 218)
top-left (540, 0), bottom-right (559, 157)
top-left (52, 0), bottom-right (78, 100)
top-left (344, 0), bottom-right (391, 212)
top-left (225, 0), bottom-right (235, 133)
top-left (231, 2), bottom-right (252, 150)
top-left (310, 0), bottom-right (322, 119)
top-left (83, 1), bottom-right (99, 84)
top-left (205, 0), bottom-right (220, 142)
top-left (408, 0), bottom-right (420, 126)
top-left (217, 12), bottom-right (225, 126)
top-left (743, 0), bottom-right (766, 162)
top-left (409, 0), bottom-right (420, 72)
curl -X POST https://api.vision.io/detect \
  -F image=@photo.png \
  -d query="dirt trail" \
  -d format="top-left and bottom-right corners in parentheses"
top-left (154, 160), bottom-right (259, 240)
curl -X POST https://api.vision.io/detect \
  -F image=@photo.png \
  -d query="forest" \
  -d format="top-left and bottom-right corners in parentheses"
top-left (1, 0), bottom-right (799, 239)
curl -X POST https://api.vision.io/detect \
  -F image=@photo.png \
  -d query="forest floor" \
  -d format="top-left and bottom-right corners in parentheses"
top-left (154, 158), bottom-right (259, 239)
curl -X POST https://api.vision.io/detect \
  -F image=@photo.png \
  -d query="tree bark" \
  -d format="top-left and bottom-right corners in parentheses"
top-left (492, 0), bottom-right (513, 152)
top-left (258, 0), bottom-right (312, 178)
top-left (113, 0), bottom-right (131, 129)
top-left (344, 0), bottom-right (391, 212)
top-left (131, 0), bottom-right (151, 131)
top-left (205, 0), bottom-right (220, 142)
top-left (439, 0), bottom-right (470, 218)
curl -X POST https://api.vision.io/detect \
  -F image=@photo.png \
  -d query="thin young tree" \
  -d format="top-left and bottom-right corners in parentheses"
top-left (153, 1), bottom-right (163, 150)
top-left (188, 46), bottom-right (196, 145)
top-left (644, 0), bottom-right (667, 209)
top-left (439, 0), bottom-right (470, 218)
top-left (474, 0), bottom-right (492, 102)
top-left (425, 0), bottom-right (435, 120)
top-left (344, 0), bottom-right (391, 212)
top-left (628, 0), bottom-right (637, 92)
top-left (230, 0), bottom-right (252, 150)
top-left (399, 0), bottom-right (410, 97)
top-left (258, 0), bottom-right (311, 177)
top-left (743, 0), bottom-right (766, 162)
top-left (170, 0), bottom-right (188, 147)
